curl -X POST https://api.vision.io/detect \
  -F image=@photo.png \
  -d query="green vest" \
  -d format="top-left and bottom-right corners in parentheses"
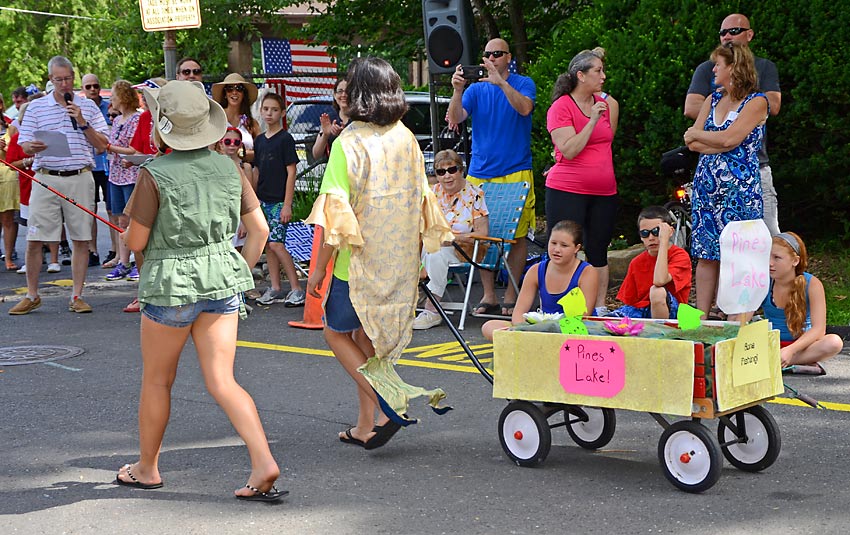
top-left (138, 149), bottom-right (254, 306)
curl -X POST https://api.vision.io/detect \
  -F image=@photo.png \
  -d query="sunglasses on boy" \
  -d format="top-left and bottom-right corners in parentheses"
top-left (639, 226), bottom-right (660, 238)
top-left (435, 165), bottom-right (460, 176)
top-left (222, 138), bottom-right (242, 146)
top-left (180, 68), bottom-right (203, 76)
top-left (718, 27), bottom-right (749, 37)
top-left (483, 50), bottom-right (508, 59)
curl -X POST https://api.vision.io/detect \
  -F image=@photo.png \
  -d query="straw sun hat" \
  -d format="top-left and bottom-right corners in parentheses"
top-left (143, 81), bottom-right (227, 151)
top-left (211, 73), bottom-right (258, 105)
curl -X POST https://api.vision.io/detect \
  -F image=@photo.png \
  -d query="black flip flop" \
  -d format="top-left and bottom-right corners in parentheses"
top-left (339, 427), bottom-right (367, 448)
top-left (472, 302), bottom-right (500, 316)
top-left (364, 420), bottom-right (402, 450)
top-left (236, 484), bottom-right (289, 503)
top-left (115, 464), bottom-right (163, 490)
top-left (782, 363), bottom-right (827, 376)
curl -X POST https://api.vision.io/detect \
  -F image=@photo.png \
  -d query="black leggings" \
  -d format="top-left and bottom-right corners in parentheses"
top-left (545, 188), bottom-right (619, 267)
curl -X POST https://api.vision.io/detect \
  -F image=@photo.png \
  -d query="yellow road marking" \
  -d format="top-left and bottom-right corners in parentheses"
top-left (238, 339), bottom-right (850, 412)
top-left (237, 340), bottom-right (492, 376)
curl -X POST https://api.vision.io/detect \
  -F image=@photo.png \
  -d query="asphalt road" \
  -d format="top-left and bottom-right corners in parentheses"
top-left (2, 228), bottom-right (849, 534)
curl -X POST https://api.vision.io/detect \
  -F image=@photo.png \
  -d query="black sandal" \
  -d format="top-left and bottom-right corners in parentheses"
top-left (236, 484), bottom-right (289, 502)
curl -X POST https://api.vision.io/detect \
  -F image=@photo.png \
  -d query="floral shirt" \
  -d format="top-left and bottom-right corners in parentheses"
top-left (108, 112), bottom-right (141, 185)
top-left (432, 181), bottom-right (488, 234)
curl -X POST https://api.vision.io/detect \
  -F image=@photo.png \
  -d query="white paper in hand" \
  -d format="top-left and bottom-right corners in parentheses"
top-left (33, 130), bottom-right (72, 157)
top-left (717, 219), bottom-right (771, 315)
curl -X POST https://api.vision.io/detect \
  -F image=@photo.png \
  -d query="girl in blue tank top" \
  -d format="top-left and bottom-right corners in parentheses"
top-left (482, 220), bottom-right (598, 340)
top-left (758, 232), bottom-right (842, 370)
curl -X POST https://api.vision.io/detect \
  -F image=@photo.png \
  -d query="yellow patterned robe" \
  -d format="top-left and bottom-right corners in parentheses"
top-left (307, 120), bottom-right (454, 423)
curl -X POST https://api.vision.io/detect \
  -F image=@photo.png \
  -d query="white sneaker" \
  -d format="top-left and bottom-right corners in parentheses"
top-left (47, 263), bottom-right (61, 273)
top-left (16, 264), bottom-right (27, 274)
top-left (412, 310), bottom-right (442, 330)
top-left (593, 306), bottom-right (610, 317)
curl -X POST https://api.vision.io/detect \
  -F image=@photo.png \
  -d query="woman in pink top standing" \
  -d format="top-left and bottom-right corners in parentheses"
top-left (546, 47), bottom-right (620, 316)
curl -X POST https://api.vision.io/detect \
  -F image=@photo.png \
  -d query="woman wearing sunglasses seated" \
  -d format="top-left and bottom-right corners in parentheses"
top-left (414, 149), bottom-right (490, 330)
top-left (608, 206), bottom-right (692, 319)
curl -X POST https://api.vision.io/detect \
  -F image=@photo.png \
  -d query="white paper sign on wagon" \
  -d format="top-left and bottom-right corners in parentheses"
top-left (717, 219), bottom-right (771, 315)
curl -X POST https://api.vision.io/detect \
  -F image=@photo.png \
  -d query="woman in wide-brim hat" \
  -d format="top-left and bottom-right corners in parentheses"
top-left (212, 73), bottom-right (259, 161)
top-left (118, 80), bottom-right (285, 502)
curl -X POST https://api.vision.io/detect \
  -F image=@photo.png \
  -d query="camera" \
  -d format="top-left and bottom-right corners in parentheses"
top-left (461, 65), bottom-right (487, 81)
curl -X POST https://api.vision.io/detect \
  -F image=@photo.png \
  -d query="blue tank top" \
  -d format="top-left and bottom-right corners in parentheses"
top-left (761, 272), bottom-right (812, 342)
top-left (538, 258), bottom-right (590, 314)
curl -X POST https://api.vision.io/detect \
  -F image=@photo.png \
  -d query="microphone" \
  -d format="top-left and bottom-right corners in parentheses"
top-left (64, 92), bottom-right (78, 130)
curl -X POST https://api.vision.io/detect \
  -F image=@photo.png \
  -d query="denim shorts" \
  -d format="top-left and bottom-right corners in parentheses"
top-left (109, 182), bottom-right (135, 215)
top-left (608, 292), bottom-right (680, 320)
top-left (142, 295), bottom-right (241, 328)
top-left (324, 276), bottom-right (361, 333)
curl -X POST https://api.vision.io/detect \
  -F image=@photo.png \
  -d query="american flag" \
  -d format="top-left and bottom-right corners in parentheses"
top-left (261, 38), bottom-right (337, 106)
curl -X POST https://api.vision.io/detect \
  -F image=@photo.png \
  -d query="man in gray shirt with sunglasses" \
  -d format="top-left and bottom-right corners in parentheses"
top-left (684, 13), bottom-right (781, 235)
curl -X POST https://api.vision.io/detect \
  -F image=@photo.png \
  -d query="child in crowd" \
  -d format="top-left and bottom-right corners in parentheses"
top-left (609, 205), bottom-right (691, 319)
top-left (252, 92), bottom-right (304, 307)
top-left (217, 127), bottom-right (253, 250)
top-left (482, 220), bottom-right (598, 340)
top-left (758, 232), bottom-right (842, 371)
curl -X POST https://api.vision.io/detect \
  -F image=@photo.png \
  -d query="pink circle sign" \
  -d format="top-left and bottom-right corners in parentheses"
top-left (559, 339), bottom-right (625, 398)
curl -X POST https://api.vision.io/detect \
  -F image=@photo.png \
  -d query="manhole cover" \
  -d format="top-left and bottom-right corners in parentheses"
top-left (0, 345), bottom-right (85, 366)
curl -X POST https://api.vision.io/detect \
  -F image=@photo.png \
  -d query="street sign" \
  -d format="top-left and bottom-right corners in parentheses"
top-left (139, 0), bottom-right (202, 31)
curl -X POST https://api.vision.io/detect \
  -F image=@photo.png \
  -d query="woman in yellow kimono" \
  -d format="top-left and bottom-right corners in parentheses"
top-left (306, 57), bottom-right (453, 449)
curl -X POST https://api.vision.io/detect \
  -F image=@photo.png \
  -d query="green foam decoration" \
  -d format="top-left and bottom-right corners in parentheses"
top-left (559, 316), bottom-right (588, 335)
top-left (677, 303), bottom-right (704, 331)
top-left (557, 287), bottom-right (587, 317)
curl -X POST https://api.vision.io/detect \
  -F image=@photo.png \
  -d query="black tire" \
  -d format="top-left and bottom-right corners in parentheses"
top-left (498, 401), bottom-right (552, 467)
top-left (658, 420), bottom-right (722, 493)
top-left (565, 407), bottom-right (616, 450)
top-left (717, 405), bottom-right (781, 472)
top-left (664, 201), bottom-right (691, 251)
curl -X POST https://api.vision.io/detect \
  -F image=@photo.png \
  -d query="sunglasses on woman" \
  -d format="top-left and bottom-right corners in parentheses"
top-left (639, 226), bottom-right (660, 238)
top-left (222, 138), bottom-right (242, 146)
top-left (435, 165), bottom-right (460, 176)
top-left (224, 84), bottom-right (245, 93)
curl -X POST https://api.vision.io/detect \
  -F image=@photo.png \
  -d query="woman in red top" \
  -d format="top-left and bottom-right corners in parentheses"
top-left (546, 47), bottom-right (620, 316)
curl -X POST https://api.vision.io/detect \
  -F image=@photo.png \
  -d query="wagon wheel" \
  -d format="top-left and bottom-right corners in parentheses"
top-left (565, 407), bottom-right (616, 450)
top-left (658, 420), bottom-right (722, 493)
top-left (717, 405), bottom-right (781, 472)
top-left (498, 401), bottom-right (552, 467)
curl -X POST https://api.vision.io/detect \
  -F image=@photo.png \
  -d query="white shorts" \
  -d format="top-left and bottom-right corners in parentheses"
top-left (27, 170), bottom-right (95, 242)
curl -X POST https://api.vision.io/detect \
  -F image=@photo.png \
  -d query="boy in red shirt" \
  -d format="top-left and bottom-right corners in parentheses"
top-left (611, 206), bottom-right (691, 319)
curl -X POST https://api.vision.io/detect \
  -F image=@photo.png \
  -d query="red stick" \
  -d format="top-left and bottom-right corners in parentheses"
top-left (0, 158), bottom-right (124, 234)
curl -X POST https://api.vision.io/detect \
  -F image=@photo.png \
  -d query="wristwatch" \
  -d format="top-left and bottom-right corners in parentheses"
top-left (79, 124), bottom-right (90, 131)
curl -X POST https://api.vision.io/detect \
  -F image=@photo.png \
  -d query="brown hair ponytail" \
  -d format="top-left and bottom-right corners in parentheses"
top-left (773, 232), bottom-right (808, 338)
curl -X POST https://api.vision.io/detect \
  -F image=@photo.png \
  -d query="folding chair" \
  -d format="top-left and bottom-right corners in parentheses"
top-left (439, 180), bottom-right (530, 330)
top-left (284, 222), bottom-right (313, 279)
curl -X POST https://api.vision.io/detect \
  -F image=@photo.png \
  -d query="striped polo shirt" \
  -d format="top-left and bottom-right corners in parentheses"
top-left (18, 92), bottom-right (109, 172)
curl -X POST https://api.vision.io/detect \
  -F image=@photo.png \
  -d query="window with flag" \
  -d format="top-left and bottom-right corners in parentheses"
top-left (261, 38), bottom-right (338, 107)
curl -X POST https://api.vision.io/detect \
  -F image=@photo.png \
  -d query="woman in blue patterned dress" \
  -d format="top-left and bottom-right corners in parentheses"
top-left (684, 43), bottom-right (768, 317)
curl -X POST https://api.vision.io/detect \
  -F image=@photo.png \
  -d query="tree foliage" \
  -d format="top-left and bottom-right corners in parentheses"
top-left (0, 0), bottom-right (296, 90)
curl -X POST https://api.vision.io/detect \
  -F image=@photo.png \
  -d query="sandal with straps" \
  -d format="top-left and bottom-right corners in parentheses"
top-left (236, 483), bottom-right (289, 502)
